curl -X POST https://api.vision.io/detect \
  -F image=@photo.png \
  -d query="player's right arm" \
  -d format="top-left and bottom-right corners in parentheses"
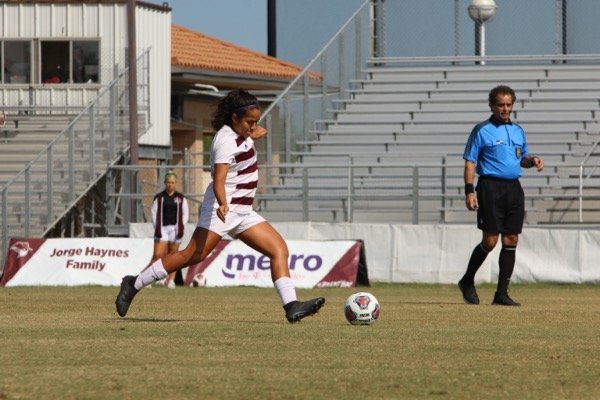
top-left (213, 163), bottom-right (230, 222)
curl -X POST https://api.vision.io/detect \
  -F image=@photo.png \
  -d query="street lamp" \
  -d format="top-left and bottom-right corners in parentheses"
top-left (468, 0), bottom-right (497, 64)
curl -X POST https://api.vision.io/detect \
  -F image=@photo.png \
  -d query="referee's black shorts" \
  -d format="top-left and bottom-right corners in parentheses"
top-left (476, 176), bottom-right (525, 234)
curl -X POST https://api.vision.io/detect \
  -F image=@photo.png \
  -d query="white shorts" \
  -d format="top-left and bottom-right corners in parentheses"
top-left (197, 208), bottom-right (266, 238)
top-left (154, 225), bottom-right (182, 244)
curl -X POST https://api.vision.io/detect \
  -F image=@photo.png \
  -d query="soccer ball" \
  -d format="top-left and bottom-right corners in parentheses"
top-left (192, 273), bottom-right (207, 287)
top-left (344, 292), bottom-right (380, 325)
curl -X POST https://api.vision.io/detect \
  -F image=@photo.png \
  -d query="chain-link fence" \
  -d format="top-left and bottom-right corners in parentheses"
top-left (374, 0), bottom-right (599, 58)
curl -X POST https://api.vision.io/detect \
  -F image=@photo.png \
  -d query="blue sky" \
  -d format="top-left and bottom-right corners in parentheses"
top-left (170, 0), bottom-right (268, 54)
top-left (168, 0), bottom-right (363, 67)
top-left (168, 1), bottom-right (600, 66)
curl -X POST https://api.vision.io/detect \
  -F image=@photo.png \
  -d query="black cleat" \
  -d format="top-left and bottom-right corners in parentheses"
top-left (458, 279), bottom-right (480, 305)
top-left (284, 297), bottom-right (325, 323)
top-left (492, 292), bottom-right (521, 306)
top-left (115, 275), bottom-right (139, 317)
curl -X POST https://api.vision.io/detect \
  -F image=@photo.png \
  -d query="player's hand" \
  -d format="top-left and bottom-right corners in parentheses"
top-left (217, 204), bottom-right (229, 222)
top-left (249, 126), bottom-right (268, 140)
top-left (533, 156), bottom-right (544, 171)
top-left (465, 193), bottom-right (478, 211)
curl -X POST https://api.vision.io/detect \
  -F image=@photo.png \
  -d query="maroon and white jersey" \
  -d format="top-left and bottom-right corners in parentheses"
top-left (202, 125), bottom-right (258, 214)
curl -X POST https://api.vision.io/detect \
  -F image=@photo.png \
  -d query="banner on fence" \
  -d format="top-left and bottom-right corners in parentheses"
top-left (1, 238), bottom-right (368, 288)
top-left (184, 239), bottom-right (368, 288)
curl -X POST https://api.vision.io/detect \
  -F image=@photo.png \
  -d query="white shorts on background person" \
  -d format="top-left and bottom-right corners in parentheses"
top-left (197, 208), bottom-right (265, 238)
top-left (154, 225), bottom-right (182, 244)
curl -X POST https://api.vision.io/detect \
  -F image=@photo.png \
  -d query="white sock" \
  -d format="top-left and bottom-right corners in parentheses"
top-left (135, 259), bottom-right (168, 290)
top-left (274, 277), bottom-right (297, 306)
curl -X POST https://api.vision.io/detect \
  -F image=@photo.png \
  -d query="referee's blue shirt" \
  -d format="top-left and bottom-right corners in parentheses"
top-left (463, 116), bottom-right (529, 180)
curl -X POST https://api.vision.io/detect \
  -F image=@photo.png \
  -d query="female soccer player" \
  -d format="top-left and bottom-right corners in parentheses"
top-left (116, 89), bottom-right (325, 322)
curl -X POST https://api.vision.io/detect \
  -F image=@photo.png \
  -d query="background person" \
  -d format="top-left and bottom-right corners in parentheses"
top-left (116, 89), bottom-right (325, 322)
top-left (150, 171), bottom-right (189, 288)
top-left (459, 85), bottom-right (544, 306)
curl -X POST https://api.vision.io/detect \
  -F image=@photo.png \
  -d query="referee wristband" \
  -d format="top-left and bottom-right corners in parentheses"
top-left (465, 183), bottom-right (475, 195)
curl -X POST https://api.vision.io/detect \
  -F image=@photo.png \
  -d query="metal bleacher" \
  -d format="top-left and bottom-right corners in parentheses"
top-left (256, 61), bottom-right (600, 225)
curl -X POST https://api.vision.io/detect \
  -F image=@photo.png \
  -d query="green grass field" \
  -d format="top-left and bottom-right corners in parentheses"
top-left (1, 283), bottom-right (599, 400)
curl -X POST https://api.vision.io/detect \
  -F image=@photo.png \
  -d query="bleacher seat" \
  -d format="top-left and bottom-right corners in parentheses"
top-left (256, 62), bottom-right (600, 224)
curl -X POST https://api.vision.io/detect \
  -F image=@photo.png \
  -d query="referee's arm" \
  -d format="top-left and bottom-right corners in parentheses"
top-left (464, 160), bottom-right (478, 211)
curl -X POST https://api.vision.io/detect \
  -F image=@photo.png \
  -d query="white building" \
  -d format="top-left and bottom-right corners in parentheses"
top-left (0, 0), bottom-right (171, 147)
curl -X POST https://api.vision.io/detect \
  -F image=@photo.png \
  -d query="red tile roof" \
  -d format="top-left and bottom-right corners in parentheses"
top-left (171, 24), bottom-right (320, 82)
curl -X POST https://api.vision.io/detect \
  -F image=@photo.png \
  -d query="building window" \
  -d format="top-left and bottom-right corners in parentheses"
top-left (73, 41), bottom-right (99, 83)
top-left (3, 41), bottom-right (32, 84)
top-left (41, 41), bottom-right (69, 83)
top-left (171, 94), bottom-right (184, 120)
top-left (41, 40), bottom-right (99, 84)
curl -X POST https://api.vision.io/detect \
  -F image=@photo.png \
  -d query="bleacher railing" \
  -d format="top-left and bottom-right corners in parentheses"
top-left (258, 0), bottom-right (371, 166)
top-left (105, 160), bottom-right (600, 226)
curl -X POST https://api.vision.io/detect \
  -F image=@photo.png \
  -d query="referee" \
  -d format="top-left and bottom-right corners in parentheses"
top-left (459, 85), bottom-right (544, 306)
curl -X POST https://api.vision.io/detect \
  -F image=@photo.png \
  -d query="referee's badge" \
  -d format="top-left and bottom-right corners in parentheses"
top-left (515, 148), bottom-right (522, 159)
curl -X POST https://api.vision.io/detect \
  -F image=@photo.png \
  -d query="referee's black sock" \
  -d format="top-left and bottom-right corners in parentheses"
top-left (461, 242), bottom-right (491, 283)
top-left (497, 246), bottom-right (517, 295)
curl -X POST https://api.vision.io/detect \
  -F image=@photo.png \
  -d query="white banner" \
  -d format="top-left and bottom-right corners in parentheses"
top-left (3, 238), bottom-right (153, 287)
top-left (184, 240), bottom-right (362, 289)
top-left (214, 222), bottom-right (600, 285)
top-left (2, 237), bottom-right (363, 288)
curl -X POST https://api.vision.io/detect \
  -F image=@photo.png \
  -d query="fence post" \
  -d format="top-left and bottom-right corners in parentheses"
top-left (25, 167), bottom-right (31, 237)
top-left (303, 73), bottom-right (310, 143)
top-left (89, 104), bottom-right (96, 181)
top-left (105, 168), bottom-right (116, 228)
top-left (68, 126), bottom-right (75, 203)
top-left (183, 148), bottom-right (189, 193)
top-left (109, 80), bottom-right (116, 161)
top-left (2, 188), bottom-right (7, 269)
top-left (265, 114), bottom-right (274, 185)
top-left (338, 31), bottom-right (346, 100)
top-left (320, 52), bottom-right (328, 121)
top-left (302, 167), bottom-right (309, 221)
top-left (47, 144), bottom-right (54, 225)
top-left (347, 157), bottom-right (354, 222)
top-left (265, 113), bottom-right (273, 169)
top-left (441, 157), bottom-right (447, 223)
top-left (412, 166), bottom-right (419, 224)
top-left (284, 93), bottom-right (291, 163)
top-left (355, 11), bottom-right (363, 81)
top-left (578, 164), bottom-right (583, 223)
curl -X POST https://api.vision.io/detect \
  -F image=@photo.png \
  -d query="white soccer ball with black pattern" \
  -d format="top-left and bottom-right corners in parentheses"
top-left (191, 273), bottom-right (207, 287)
top-left (344, 292), bottom-right (380, 325)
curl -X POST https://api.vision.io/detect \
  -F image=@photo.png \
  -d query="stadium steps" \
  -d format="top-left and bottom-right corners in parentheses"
top-left (258, 62), bottom-right (600, 225)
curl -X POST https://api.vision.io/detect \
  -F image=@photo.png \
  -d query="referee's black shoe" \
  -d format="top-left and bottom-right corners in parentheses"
top-left (458, 279), bottom-right (480, 305)
top-left (492, 292), bottom-right (521, 306)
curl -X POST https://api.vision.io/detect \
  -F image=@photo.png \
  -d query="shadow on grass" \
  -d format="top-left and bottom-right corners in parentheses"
top-left (104, 317), bottom-right (286, 325)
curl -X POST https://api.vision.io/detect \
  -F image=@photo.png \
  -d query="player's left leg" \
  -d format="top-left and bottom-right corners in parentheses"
top-left (237, 220), bottom-right (325, 323)
top-left (116, 227), bottom-right (221, 317)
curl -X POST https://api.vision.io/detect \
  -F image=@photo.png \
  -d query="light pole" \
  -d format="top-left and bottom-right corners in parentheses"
top-left (468, 0), bottom-right (497, 65)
